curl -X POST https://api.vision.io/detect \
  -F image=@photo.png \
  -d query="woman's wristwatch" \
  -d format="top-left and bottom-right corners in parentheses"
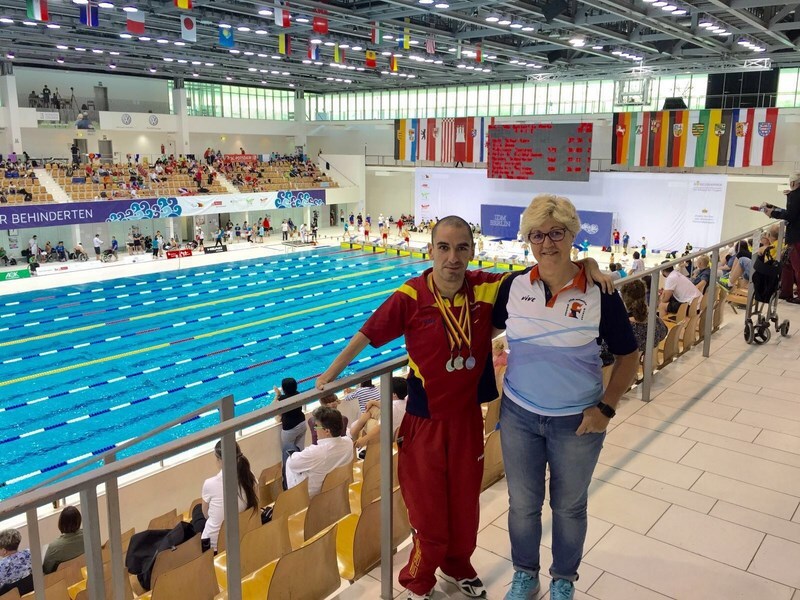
top-left (596, 401), bottom-right (616, 419)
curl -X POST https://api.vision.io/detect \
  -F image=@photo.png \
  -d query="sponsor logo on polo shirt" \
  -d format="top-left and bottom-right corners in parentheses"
top-left (566, 298), bottom-right (587, 320)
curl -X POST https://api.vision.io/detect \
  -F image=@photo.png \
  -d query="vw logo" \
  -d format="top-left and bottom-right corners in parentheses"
top-left (121, 113), bottom-right (132, 125)
top-left (149, 115), bottom-right (159, 126)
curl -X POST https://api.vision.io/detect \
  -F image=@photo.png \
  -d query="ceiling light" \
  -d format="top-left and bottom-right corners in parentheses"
top-left (526, 62), bottom-right (537, 67)
top-left (5, 51), bottom-right (13, 59)
top-left (719, 31), bottom-right (732, 36)
top-left (393, 52), bottom-right (403, 57)
top-left (699, 19), bottom-right (713, 27)
top-left (108, 62), bottom-right (116, 69)
top-left (310, 37), bottom-right (322, 44)
top-left (497, 16), bottom-right (512, 25)
top-left (255, 29), bottom-right (267, 35)
top-left (258, 9), bottom-right (272, 15)
top-left (174, 40), bottom-right (186, 46)
top-left (652, 1), bottom-right (667, 6)
top-left (122, 5), bottom-right (137, 11)
top-left (433, 59), bottom-right (442, 64)
top-left (192, 73), bottom-right (199, 77)
top-left (281, 71), bottom-right (289, 75)
top-left (163, 57), bottom-right (173, 62)
top-left (119, 33), bottom-right (132, 39)
top-left (592, 44), bottom-right (604, 50)
top-left (56, 56), bottom-right (64, 63)
top-left (23, 20), bottom-right (38, 26)
top-left (271, 55), bottom-right (281, 59)
top-left (0, 17), bottom-right (13, 23)
top-left (45, 23), bottom-right (60, 29)
top-left (661, 4), bottom-right (677, 11)
top-left (485, 14), bottom-right (500, 23)
top-left (226, 76), bottom-right (233, 80)
top-left (97, 2), bottom-right (114, 7)
top-left (420, 0), bottom-right (435, 4)
top-left (521, 25), bottom-right (535, 32)
top-left (715, 28), bottom-right (727, 34)
top-left (74, 47), bottom-right (86, 51)
top-left (244, 51), bottom-right (254, 55)
top-left (72, 0), bottom-right (89, 4)
top-left (138, 36), bottom-right (150, 41)
top-left (434, 2), bottom-right (449, 7)
top-left (205, 62), bottom-right (214, 66)
top-left (177, 59), bottom-right (187, 63)
top-left (218, 23), bottom-right (231, 29)
top-left (457, 63), bottom-right (466, 68)
top-left (672, 8), bottom-right (687, 15)
top-left (92, 48), bottom-right (104, 53)
top-left (248, 67), bottom-right (257, 71)
top-left (611, 49), bottom-right (622, 55)
top-left (237, 26), bottom-right (250, 32)
top-left (399, 73), bottom-right (407, 77)
top-left (339, 43), bottom-right (350, 49)
top-left (466, 65), bottom-right (474, 70)
top-left (229, 49), bottom-right (240, 53)
top-left (295, 16), bottom-right (309, 23)
top-left (352, 45), bottom-right (363, 51)
top-left (56, 44), bottom-right (68, 49)
top-left (509, 21), bottom-right (524, 29)
top-left (509, 59), bottom-right (519, 64)
top-left (156, 38), bottom-right (169, 44)
top-left (409, 39), bottom-right (419, 45)
top-left (149, 66), bottom-right (157, 72)
top-left (323, 40), bottom-right (335, 46)
top-left (381, 51), bottom-right (392, 56)
top-left (642, 0), bottom-right (656, 3)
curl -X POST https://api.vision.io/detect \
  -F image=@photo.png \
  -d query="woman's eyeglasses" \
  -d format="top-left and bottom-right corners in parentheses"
top-left (528, 228), bottom-right (567, 245)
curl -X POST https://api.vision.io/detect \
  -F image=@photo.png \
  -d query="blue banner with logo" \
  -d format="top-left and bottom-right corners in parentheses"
top-left (481, 205), bottom-right (613, 246)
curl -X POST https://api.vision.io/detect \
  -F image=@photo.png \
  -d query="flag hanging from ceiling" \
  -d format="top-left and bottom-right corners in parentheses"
top-left (402, 17), bottom-right (410, 49)
top-left (371, 22), bottom-right (382, 44)
top-left (174, 0), bottom-right (192, 9)
top-left (394, 118), bottom-right (496, 163)
top-left (79, 2), bottom-right (98, 28)
top-left (665, 110), bottom-right (687, 168)
top-left (425, 36), bottom-right (435, 54)
top-left (456, 41), bottom-right (462, 59)
top-left (126, 10), bottom-right (145, 34)
top-left (218, 26), bottom-right (234, 48)
top-left (748, 107), bottom-right (778, 166)
top-left (181, 15), bottom-right (196, 42)
top-left (476, 43), bottom-right (483, 63)
top-left (274, 0), bottom-right (290, 27)
top-left (365, 50), bottom-right (376, 68)
top-left (308, 44), bottom-right (320, 60)
top-left (683, 110), bottom-right (708, 168)
top-left (26, 0), bottom-right (48, 22)
top-left (440, 118), bottom-right (455, 163)
top-left (389, 55), bottom-right (398, 71)
top-left (312, 13), bottom-right (328, 34)
top-left (334, 45), bottom-right (344, 63)
top-left (279, 33), bottom-right (291, 55)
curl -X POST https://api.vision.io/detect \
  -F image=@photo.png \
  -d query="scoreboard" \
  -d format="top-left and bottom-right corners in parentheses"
top-left (487, 123), bottom-right (593, 181)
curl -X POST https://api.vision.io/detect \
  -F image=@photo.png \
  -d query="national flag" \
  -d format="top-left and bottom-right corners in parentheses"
top-left (425, 36), bottom-right (435, 54)
top-left (333, 44), bottom-right (344, 63)
top-left (611, 112), bottom-right (631, 165)
top-left (749, 107), bottom-right (778, 166)
top-left (308, 44), bottom-right (320, 61)
top-left (646, 111), bottom-right (669, 167)
top-left (312, 14), bottom-right (328, 34)
top-left (278, 33), bottom-right (291, 55)
top-left (729, 108), bottom-right (755, 168)
top-left (181, 15), bottom-right (196, 42)
top-left (126, 11), bottom-right (145, 34)
top-left (79, 3), bottom-right (99, 28)
top-left (174, 0), bottom-right (192, 9)
top-left (365, 50), bottom-right (377, 68)
top-left (629, 112), bottom-right (644, 167)
top-left (371, 21), bottom-right (382, 44)
top-left (274, 0), bottom-right (290, 27)
top-left (441, 118), bottom-right (455, 163)
top-left (476, 43), bottom-right (483, 63)
top-left (26, 0), bottom-right (48, 22)
top-left (456, 41), bottom-right (462, 59)
top-left (683, 110), bottom-right (709, 168)
top-left (454, 117), bottom-right (468, 162)
top-left (218, 26), bottom-right (234, 48)
top-left (389, 55), bottom-right (397, 71)
top-left (666, 110), bottom-right (687, 168)
top-left (711, 109), bottom-right (734, 166)
top-left (402, 18), bottom-right (410, 49)
top-left (394, 119), bottom-right (419, 162)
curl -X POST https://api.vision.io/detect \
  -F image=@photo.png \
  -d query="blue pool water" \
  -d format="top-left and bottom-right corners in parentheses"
top-left (0, 247), bottom-right (484, 501)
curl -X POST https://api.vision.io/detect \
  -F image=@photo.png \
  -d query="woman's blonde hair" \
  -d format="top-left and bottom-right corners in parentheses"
top-left (695, 255), bottom-right (710, 269)
top-left (520, 194), bottom-right (581, 239)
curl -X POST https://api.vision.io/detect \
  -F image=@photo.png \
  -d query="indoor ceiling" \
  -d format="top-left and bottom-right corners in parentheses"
top-left (0, 0), bottom-right (798, 93)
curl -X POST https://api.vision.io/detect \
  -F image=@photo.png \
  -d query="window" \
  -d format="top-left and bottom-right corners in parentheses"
top-left (777, 68), bottom-right (798, 107)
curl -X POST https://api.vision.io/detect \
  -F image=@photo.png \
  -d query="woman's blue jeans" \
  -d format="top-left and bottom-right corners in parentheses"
top-left (500, 395), bottom-right (604, 582)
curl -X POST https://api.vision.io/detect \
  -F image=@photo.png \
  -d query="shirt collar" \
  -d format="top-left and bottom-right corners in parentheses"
top-left (528, 264), bottom-right (588, 294)
top-left (421, 267), bottom-right (474, 307)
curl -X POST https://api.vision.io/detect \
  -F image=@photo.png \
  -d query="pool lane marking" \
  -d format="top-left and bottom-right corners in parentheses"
top-left (3, 248), bottom-right (354, 308)
top-left (0, 343), bottom-right (407, 490)
top-left (0, 258), bottom-right (426, 349)
top-left (0, 285), bottom-right (395, 388)
top-left (1, 266), bottom-right (420, 364)
top-left (0, 251), bottom-right (402, 320)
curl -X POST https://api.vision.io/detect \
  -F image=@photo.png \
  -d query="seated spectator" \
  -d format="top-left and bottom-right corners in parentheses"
top-left (691, 255), bottom-right (712, 290)
top-left (0, 246), bottom-right (7, 266)
top-left (285, 407), bottom-right (354, 497)
top-left (0, 529), bottom-right (31, 589)
top-left (628, 251), bottom-right (645, 275)
top-left (42, 506), bottom-right (85, 574)
top-left (342, 379), bottom-right (381, 413)
top-left (308, 394), bottom-right (350, 445)
top-left (492, 337), bottom-right (508, 379)
top-left (620, 279), bottom-right (667, 354)
top-left (274, 377), bottom-right (307, 483)
top-left (191, 441), bottom-right (258, 552)
top-left (658, 262), bottom-right (702, 315)
top-left (348, 377), bottom-right (408, 451)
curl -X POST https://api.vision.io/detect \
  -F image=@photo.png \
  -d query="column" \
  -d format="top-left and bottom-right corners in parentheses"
top-left (293, 90), bottom-right (307, 159)
top-left (172, 78), bottom-right (191, 157)
top-left (0, 62), bottom-right (23, 155)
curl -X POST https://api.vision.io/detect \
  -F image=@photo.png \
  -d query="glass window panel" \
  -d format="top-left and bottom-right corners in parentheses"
top-left (777, 68), bottom-right (798, 107)
top-left (546, 84), bottom-right (560, 115)
top-left (498, 84), bottom-right (512, 116)
top-left (558, 82), bottom-right (573, 114)
top-left (487, 85), bottom-right (500, 116)
top-left (436, 88), bottom-right (447, 118)
top-left (598, 80), bottom-right (615, 112)
top-left (510, 83), bottom-right (523, 116)
top-left (467, 86), bottom-right (478, 115)
top-left (477, 85), bottom-right (489, 116)
top-left (572, 81), bottom-right (586, 113)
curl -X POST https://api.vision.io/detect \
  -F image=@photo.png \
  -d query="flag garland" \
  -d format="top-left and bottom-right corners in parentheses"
top-left (79, 2), bottom-right (98, 28)
top-left (274, 0), bottom-right (290, 27)
top-left (308, 44), bottom-right (320, 60)
top-left (394, 117), bottom-right (495, 163)
top-left (371, 21), bottom-right (382, 44)
top-left (611, 108), bottom-right (779, 167)
top-left (278, 33), bottom-right (291, 55)
top-left (476, 43), bottom-right (483, 63)
top-left (26, 0), bottom-right (48, 22)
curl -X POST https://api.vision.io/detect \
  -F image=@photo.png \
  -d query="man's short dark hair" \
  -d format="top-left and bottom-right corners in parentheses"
top-left (391, 377), bottom-right (408, 400)
top-left (609, 263), bottom-right (618, 272)
top-left (360, 379), bottom-right (374, 388)
top-left (633, 251), bottom-right (640, 259)
top-left (431, 216), bottom-right (474, 247)
top-left (661, 260), bottom-right (674, 274)
top-left (281, 377), bottom-right (298, 395)
top-left (312, 406), bottom-right (344, 437)
top-left (58, 506), bottom-right (82, 534)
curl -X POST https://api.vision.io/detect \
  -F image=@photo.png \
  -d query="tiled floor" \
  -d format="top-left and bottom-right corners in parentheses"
top-left (331, 300), bottom-right (800, 600)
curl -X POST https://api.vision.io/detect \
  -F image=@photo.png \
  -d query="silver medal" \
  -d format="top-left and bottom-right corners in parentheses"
top-left (453, 356), bottom-right (464, 370)
top-left (465, 356), bottom-right (476, 370)
top-left (446, 359), bottom-right (455, 372)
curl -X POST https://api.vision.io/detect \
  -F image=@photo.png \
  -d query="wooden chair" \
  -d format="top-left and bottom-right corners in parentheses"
top-left (481, 429), bottom-right (504, 491)
top-left (359, 452), bottom-right (398, 510)
top-left (20, 577), bottom-right (68, 600)
top-left (657, 319), bottom-right (686, 369)
top-left (271, 478), bottom-right (310, 523)
top-left (679, 296), bottom-right (702, 354)
top-left (72, 560), bottom-right (134, 600)
top-left (216, 508), bottom-right (261, 553)
top-left (138, 548), bottom-right (219, 600)
top-left (714, 287), bottom-right (728, 331)
top-left (304, 481), bottom-right (351, 542)
top-left (257, 463), bottom-right (283, 507)
top-left (662, 300), bottom-right (689, 324)
top-left (54, 553), bottom-right (85, 587)
top-left (320, 461), bottom-right (354, 494)
top-left (101, 527), bottom-right (135, 563)
top-left (239, 524), bottom-right (340, 600)
top-left (214, 518), bottom-right (292, 589)
top-left (147, 508), bottom-right (180, 531)
top-left (131, 534), bottom-right (203, 596)
top-left (0, 588), bottom-right (20, 600)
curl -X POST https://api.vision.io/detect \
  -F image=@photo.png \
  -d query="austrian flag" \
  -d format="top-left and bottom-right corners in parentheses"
top-left (26, 0), bottom-right (48, 22)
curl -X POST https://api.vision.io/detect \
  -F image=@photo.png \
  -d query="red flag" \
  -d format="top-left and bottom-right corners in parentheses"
top-left (274, 0), bottom-right (289, 27)
top-left (126, 11), bottom-right (145, 34)
top-left (174, 0), bottom-right (192, 9)
top-left (365, 50), bottom-right (377, 68)
top-left (389, 56), bottom-right (397, 71)
top-left (312, 15), bottom-right (328, 34)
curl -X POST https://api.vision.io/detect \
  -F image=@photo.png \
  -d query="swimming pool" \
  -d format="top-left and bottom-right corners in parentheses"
top-left (0, 247), bottom-right (458, 500)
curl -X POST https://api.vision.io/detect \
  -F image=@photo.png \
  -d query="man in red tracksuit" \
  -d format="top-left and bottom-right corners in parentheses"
top-left (317, 216), bottom-right (503, 599)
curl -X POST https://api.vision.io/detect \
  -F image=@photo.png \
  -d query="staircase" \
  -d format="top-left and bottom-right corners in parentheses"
top-left (35, 168), bottom-right (70, 203)
top-left (215, 173), bottom-right (240, 194)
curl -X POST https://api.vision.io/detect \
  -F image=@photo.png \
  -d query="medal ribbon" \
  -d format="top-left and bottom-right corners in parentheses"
top-left (429, 276), bottom-right (472, 355)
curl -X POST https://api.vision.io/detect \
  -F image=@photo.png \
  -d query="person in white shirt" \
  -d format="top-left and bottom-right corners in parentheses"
top-left (92, 234), bottom-right (103, 261)
top-left (191, 440), bottom-right (259, 552)
top-left (285, 407), bottom-right (354, 497)
top-left (658, 262), bottom-right (702, 315)
top-left (628, 251), bottom-right (644, 276)
top-left (28, 235), bottom-right (39, 257)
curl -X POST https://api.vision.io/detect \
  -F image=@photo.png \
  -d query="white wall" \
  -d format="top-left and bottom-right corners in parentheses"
top-left (721, 175), bottom-right (787, 241)
top-left (366, 167), bottom-right (415, 219)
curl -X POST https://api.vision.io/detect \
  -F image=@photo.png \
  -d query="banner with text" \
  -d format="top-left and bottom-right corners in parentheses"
top-left (480, 205), bottom-right (612, 246)
top-left (0, 189), bottom-right (326, 230)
